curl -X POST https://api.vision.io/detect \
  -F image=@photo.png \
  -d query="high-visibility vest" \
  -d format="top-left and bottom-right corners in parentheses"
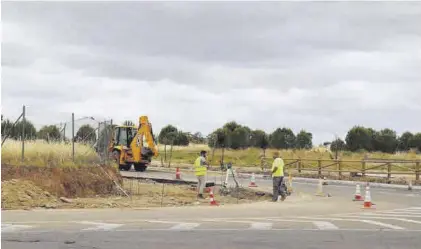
top-left (194, 156), bottom-right (207, 176)
top-left (271, 158), bottom-right (284, 177)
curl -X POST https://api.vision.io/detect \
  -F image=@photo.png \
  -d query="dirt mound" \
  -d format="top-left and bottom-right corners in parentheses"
top-left (1, 164), bottom-right (122, 198)
top-left (1, 179), bottom-right (58, 210)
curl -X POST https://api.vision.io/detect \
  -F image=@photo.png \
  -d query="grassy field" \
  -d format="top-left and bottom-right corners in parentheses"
top-left (2, 140), bottom-right (420, 169)
top-left (157, 144), bottom-right (421, 168)
top-left (1, 139), bottom-right (99, 167)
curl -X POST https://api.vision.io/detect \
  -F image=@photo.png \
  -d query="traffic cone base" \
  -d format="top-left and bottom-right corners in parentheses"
top-left (248, 173), bottom-right (258, 187)
top-left (209, 189), bottom-right (219, 206)
top-left (175, 167), bottom-right (181, 179)
top-left (353, 184), bottom-right (363, 201)
top-left (361, 185), bottom-right (376, 209)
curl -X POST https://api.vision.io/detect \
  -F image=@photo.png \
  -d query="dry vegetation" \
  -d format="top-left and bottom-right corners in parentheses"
top-left (1, 140), bottom-right (99, 167)
top-left (158, 143), bottom-right (421, 167)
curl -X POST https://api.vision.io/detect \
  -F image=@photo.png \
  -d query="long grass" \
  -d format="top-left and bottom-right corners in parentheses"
top-left (1, 139), bottom-right (99, 167)
top-left (159, 144), bottom-right (420, 164)
top-left (2, 140), bottom-right (420, 169)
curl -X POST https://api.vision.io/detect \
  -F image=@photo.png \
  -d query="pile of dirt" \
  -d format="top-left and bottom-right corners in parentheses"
top-left (1, 179), bottom-right (58, 210)
top-left (1, 164), bottom-right (122, 198)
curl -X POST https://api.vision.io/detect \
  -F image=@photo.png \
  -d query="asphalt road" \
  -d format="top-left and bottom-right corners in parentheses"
top-left (121, 168), bottom-right (421, 207)
top-left (3, 230), bottom-right (421, 249)
top-left (2, 168), bottom-right (420, 249)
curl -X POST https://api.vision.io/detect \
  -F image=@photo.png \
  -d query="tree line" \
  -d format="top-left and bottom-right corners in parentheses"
top-left (329, 126), bottom-right (421, 153)
top-left (206, 121), bottom-right (312, 151)
top-left (1, 115), bottom-right (97, 143)
top-left (206, 122), bottom-right (421, 154)
top-left (2, 115), bottom-right (421, 154)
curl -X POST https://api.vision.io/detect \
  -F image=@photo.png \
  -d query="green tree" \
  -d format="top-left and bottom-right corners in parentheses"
top-left (295, 130), bottom-right (313, 149)
top-left (175, 131), bottom-right (189, 146)
top-left (250, 130), bottom-right (269, 149)
top-left (269, 127), bottom-right (296, 149)
top-left (188, 132), bottom-right (206, 144)
top-left (230, 126), bottom-right (250, 149)
top-left (37, 125), bottom-right (61, 142)
top-left (372, 128), bottom-right (398, 153)
top-left (409, 133), bottom-right (421, 152)
top-left (208, 128), bottom-right (227, 148)
top-left (398, 132), bottom-right (414, 151)
top-left (330, 138), bottom-right (346, 152)
top-left (14, 120), bottom-right (37, 140)
top-left (75, 124), bottom-right (96, 143)
top-left (158, 125), bottom-right (178, 145)
top-left (345, 126), bottom-right (374, 152)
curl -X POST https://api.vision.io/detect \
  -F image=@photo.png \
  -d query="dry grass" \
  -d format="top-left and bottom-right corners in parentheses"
top-left (1, 139), bottom-right (99, 167)
top-left (158, 144), bottom-right (421, 167)
top-left (2, 140), bottom-right (419, 169)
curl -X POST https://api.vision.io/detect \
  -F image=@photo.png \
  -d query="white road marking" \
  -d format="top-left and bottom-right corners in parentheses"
top-left (378, 211), bottom-right (421, 215)
top-left (339, 216), bottom-right (421, 224)
top-left (312, 221), bottom-right (339, 230)
top-left (293, 217), bottom-right (406, 230)
top-left (77, 221), bottom-right (123, 231)
top-left (249, 222), bottom-right (273, 230)
top-left (170, 223), bottom-right (200, 230)
top-left (359, 213), bottom-right (421, 218)
top-left (360, 220), bottom-right (405, 230)
top-left (1, 224), bottom-right (34, 233)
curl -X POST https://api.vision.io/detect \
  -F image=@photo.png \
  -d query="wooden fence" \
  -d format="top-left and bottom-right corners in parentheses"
top-left (267, 158), bottom-right (420, 180)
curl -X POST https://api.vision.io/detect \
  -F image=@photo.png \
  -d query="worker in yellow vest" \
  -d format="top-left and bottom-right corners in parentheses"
top-left (271, 151), bottom-right (286, 202)
top-left (194, 150), bottom-right (209, 199)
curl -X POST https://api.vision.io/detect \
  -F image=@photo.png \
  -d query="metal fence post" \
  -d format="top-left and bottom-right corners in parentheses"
top-left (72, 113), bottom-right (75, 162)
top-left (21, 105), bottom-right (26, 162)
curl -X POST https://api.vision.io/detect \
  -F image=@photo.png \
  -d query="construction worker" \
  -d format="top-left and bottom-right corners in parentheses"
top-left (271, 151), bottom-right (286, 202)
top-left (194, 150), bottom-right (209, 199)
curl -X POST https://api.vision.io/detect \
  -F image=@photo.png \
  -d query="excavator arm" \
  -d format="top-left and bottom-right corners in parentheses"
top-left (130, 116), bottom-right (158, 163)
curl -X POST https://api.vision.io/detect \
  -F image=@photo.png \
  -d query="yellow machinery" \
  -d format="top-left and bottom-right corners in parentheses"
top-left (109, 116), bottom-right (158, 171)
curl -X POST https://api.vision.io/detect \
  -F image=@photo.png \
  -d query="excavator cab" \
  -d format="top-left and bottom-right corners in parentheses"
top-left (109, 116), bottom-right (158, 172)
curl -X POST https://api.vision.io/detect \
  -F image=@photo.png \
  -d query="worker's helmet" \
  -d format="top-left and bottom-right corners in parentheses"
top-left (272, 151), bottom-right (280, 158)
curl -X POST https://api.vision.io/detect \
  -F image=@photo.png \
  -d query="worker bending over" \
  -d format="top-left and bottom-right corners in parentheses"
top-left (271, 151), bottom-right (286, 202)
top-left (194, 150), bottom-right (209, 199)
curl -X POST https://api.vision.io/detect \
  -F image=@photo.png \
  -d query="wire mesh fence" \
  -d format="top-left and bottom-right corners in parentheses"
top-left (1, 105), bottom-right (114, 166)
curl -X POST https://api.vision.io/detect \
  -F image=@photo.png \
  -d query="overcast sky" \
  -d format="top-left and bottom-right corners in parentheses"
top-left (2, 1), bottom-right (421, 144)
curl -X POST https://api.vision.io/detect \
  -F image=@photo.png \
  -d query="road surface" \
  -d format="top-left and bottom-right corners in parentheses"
top-left (2, 168), bottom-right (421, 249)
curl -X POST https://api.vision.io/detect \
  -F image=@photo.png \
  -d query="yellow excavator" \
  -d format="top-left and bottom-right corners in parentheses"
top-left (108, 116), bottom-right (158, 172)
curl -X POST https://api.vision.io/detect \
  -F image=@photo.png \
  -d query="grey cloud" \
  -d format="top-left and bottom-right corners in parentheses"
top-left (2, 1), bottom-right (421, 144)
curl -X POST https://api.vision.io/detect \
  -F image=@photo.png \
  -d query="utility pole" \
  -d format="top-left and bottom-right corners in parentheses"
top-left (21, 105), bottom-right (26, 162)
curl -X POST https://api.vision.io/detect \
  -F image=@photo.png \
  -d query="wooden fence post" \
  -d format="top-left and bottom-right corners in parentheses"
top-left (387, 162), bottom-right (392, 180)
top-left (416, 162), bottom-right (420, 181)
top-left (298, 159), bottom-right (302, 173)
top-left (337, 160), bottom-right (342, 178)
top-left (361, 160), bottom-right (366, 177)
top-left (318, 159), bottom-right (322, 177)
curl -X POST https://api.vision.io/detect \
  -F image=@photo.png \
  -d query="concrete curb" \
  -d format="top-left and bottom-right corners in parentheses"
top-left (238, 172), bottom-right (421, 190)
top-left (146, 167), bottom-right (421, 191)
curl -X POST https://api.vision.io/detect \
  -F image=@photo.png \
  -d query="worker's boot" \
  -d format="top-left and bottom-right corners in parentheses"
top-left (198, 194), bottom-right (204, 199)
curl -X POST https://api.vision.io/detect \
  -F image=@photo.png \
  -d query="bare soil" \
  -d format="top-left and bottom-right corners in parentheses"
top-left (1, 165), bottom-right (271, 210)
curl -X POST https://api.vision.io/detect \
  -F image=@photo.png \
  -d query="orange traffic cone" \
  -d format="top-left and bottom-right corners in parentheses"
top-left (248, 173), bottom-right (258, 187)
top-left (209, 188), bottom-right (219, 206)
top-left (362, 185), bottom-right (375, 209)
top-left (175, 167), bottom-right (181, 179)
top-left (353, 184), bottom-right (363, 201)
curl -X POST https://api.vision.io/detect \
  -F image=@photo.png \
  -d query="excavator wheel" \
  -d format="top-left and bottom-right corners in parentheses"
top-left (134, 163), bottom-right (147, 172)
top-left (113, 150), bottom-right (131, 171)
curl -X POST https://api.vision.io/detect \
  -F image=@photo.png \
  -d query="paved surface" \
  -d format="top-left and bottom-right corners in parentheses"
top-left (121, 169), bottom-right (421, 206)
top-left (2, 169), bottom-right (420, 248)
top-left (2, 206), bottom-right (421, 248)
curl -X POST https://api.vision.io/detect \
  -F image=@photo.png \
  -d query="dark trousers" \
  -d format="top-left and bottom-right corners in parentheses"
top-left (272, 176), bottom-right (285, 201)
